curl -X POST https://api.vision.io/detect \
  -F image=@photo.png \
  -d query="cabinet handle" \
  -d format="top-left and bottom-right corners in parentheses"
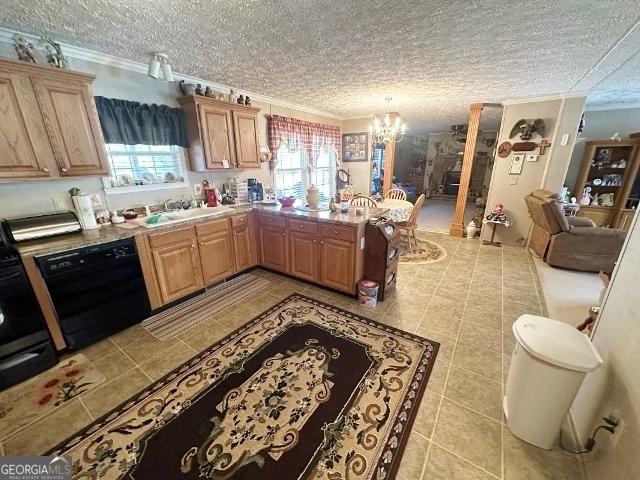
top-left (191, 244), bottom-right (195, 248)
top-left (60, 167), bottom-right (68, 173)
top-left (199, 241), bottom-right (204, 246)
top-left (333, 230), bottom-right (338, 235)
top-left (268, 218), bottom-right (273, 222)
top-left (320, 241), bottom-right (324, 244)
top-left (299, 224), bottom-right (304, 228)
top-left (234, 232), bottom-right (238, 236)
top-left (41, 167), bottom-right (50, 173)
top-left (282, 232), bottom-right (286, 236)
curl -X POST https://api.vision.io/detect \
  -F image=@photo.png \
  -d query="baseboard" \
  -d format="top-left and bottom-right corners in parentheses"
top-left (568, 408), bottom-right (591, 480)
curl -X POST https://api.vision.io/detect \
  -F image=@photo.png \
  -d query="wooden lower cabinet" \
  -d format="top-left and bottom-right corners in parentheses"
top-left (150, 233), bottom-right (204, 305)
top-left (198, 231), bottom-right (235, 285)
top-left (318, 238), bottom-right (355, 292)
top-left (233, 224), bottom-right (255, 271)
top-left (257, 222), bottom-right (289, 272)
top-left (289, 231), bottom-right (318, 281)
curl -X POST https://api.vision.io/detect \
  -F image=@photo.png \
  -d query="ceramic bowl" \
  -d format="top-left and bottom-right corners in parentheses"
top-left (278, 196), bottom-right (296, 207)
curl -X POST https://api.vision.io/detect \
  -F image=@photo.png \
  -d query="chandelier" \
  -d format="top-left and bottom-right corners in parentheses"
top-left (369, 97), bottom-right (406, 144)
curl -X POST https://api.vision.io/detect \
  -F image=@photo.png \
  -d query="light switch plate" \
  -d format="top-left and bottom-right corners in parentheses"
top-left (509, 175), bottom-right (518, 185)
top-left (52, 198), bottom-right (66, 210)
top-left (525, 153), bottom-right (538, 162)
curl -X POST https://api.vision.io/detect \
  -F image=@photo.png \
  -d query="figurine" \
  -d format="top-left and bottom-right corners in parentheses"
top-left (329, 198), bottom-right (338, 212)
top-left (42, 37), bottom-right (69, 69)
top-left (486, 203), bottom-right (507, 223)
top-left (579, 187), bottom-right (592, 206)
top-left (178, 80), bottom-right (196, 96)
top-left (244, 95), bottom-right (251, 106)
top-left (13, 35), bottom-right (37, 63)
top-left (590, 193), bottom-right (599, 206)
top-left (195, 84), bottom-right (204, 96)
top-left (237, 95), bottom-right (245, 104)
top-left (204, 86), bottom-right (214, 97)
top-left (228, 88), bottom-right (235, 103)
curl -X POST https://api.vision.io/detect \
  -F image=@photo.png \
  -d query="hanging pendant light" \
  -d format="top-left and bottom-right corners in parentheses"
top-left (369, 97), bottom-right (406, 144)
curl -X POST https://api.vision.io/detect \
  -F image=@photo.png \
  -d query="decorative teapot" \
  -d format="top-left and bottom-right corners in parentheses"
top-left (178, 80), bottom-right (196, 96)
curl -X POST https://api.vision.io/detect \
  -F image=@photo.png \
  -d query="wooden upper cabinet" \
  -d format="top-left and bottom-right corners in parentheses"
top-left (199, 103), bottom-right (236, 169)
top-left (0, 58), bottom-right (108, 179)
top-left (232, 110), bottom-right (260, 168)
top-left (179, 95), bottom-right (261, 171)
top-left (0, 70), bottom-right (55, 178)
top-left (32, 77), bottom-right (108, 176)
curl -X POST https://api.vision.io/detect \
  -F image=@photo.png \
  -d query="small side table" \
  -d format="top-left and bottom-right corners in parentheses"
top-left (482, 219), bottom-right (511, 247)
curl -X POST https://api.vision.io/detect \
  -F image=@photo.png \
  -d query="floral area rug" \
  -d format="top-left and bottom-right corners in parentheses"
top-left (0, 354), bottom-right (105, 441)
top-left (48, 294), bottom-right (439, 480)
top-left (397, 235), bottom-right (447, 264)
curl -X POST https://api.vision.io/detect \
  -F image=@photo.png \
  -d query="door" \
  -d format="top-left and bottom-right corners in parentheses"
top-left (32, 77), bottom-right (109, 176)
top-left (151, 241), bottom-right (204, 304)
top-left (289, 231), bottom-right (317, 281)
top-left (319, 238), bottom-right (355, 292)
top-left (198, 231), bottom-right (235, 285)
top-left (199, 104), bottom-right (236, 169)
top-left (233, 225), bottom-right (255, 272)
top-left (258, 224), bottom-right (288, 272)
top-left (0, 70), bottom-right (55, 178)
top-left (232, 111), bottom-right (260, 168)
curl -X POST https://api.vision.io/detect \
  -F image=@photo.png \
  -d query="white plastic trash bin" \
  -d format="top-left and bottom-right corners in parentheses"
top-left (504, 314), bottom-right (603, 449)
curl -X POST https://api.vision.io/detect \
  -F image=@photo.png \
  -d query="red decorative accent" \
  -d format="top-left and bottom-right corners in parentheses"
top-left (44, 378), bottom-right (60, 388)
top-left (39, 393), bottom-right (53, 405)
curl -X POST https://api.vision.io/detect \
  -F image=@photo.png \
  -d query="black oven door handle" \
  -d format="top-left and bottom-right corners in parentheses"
top-left (0, 352), bottom-right (39, 372)
top-left (0, 306), bottom-right (4, 327)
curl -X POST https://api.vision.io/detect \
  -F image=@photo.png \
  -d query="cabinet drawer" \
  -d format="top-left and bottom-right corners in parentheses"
top-left (195, 217), bottom-right (230, 237)
top-left (257, 213), bottom-right (287, 229)
top-left (289, 219), bottom-right (317, 235)
top-left (319, 224), bottom-right (356, 242)
top-left (148, 226), bottom-right (196, 249)
top-left (231, 213), bottom-right (250, 228)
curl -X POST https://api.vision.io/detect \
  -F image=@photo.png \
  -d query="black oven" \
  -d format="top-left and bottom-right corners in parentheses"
top-left (37, 238), bottom-right (151, 350)
top-left (0, 245), bottom-right (58, 390)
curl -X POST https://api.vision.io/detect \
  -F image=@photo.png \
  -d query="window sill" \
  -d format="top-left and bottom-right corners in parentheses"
top-left (103, 182), bottom-right (191, 195)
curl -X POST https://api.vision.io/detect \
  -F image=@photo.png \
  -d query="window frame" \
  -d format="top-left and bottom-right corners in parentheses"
top-left (274, 144), bottom-right (337, 201)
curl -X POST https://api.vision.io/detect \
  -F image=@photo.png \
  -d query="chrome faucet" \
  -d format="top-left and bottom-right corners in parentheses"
top-left (163, 199), bottom-right (172, 211)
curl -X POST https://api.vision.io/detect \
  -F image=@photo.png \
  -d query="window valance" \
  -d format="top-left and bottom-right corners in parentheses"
top-left (95, 96), bottom-right (188, 147)
top-left (267, 115), bottom-right (341, 168)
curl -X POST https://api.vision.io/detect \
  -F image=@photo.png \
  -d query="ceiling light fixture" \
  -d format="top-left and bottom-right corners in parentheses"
top-left (369, 97), bottom-right (406, 144)
top-left (147, 53), bottom-right (173, 81)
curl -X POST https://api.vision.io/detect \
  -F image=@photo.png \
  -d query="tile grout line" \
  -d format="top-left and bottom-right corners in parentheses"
top-left (111, 341), bottom-right (154, 382)
top-left (420, 237), bottom-right (477, 479)
top-left (501, 245), bottom-right (505, 480)
top-left (78, 397), bottom-right (95, 421)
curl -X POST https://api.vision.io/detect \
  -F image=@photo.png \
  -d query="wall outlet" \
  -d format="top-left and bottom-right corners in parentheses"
top-left (610, 417), bottom-right (625, 448)
top-left (52, 198), bottom-right (67, 211)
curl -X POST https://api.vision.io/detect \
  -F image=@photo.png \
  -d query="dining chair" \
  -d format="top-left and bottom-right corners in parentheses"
top-left (340, 189), bottom-right (354, 201)
top-left (350, 195), bottom-right (378, 207)
top-left (384, 188), bottom-right (407, 201)
top-left (396, 193), bottom-right (426, 252)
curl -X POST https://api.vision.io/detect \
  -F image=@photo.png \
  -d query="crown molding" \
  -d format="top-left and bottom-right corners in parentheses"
top-left (500, 92), bottom-right (589, 105)
top-left (584, 102), bottom-right (640, 112)
top-left (0, 27), bottom-right (344, 120)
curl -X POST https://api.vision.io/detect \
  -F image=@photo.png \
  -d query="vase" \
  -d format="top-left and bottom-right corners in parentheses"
top-left (306, 185), bottom-right (320, 209)
top-left (466, 220), bottom-right (477, 238)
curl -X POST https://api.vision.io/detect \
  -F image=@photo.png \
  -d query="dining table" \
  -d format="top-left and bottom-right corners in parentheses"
top-left (377, 198), bottom-right (414, 222)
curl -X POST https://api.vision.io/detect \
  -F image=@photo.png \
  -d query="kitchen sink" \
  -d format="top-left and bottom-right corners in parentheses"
top-left (142, 206), bottom-right (234, 228)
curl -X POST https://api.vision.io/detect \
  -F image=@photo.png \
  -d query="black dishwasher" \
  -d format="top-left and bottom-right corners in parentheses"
top-left (37, 238), bottom-right (150, 350)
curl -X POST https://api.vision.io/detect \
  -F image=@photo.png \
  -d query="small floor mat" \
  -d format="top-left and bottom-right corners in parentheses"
top-left (141, 273), bottom-right (270, 340)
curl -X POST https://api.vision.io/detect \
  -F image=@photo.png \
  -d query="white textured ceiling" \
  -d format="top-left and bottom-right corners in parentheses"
top-left (1, 0), bottom-right (639, 132)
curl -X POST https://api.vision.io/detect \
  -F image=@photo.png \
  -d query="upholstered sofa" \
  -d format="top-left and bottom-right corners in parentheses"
top-left (525, 189), bottom-right (626, 273)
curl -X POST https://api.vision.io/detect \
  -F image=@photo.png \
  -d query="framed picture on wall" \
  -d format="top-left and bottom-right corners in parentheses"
top-left (342, 132), bottom-right (369, 162)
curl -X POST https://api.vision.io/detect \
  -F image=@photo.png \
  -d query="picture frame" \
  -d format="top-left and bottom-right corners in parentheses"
top-left (342, 132), bottom-right (369, 162)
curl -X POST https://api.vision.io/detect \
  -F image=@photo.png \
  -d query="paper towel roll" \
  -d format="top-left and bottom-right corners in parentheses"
top-left (72, 194), bottom-right (99, 230)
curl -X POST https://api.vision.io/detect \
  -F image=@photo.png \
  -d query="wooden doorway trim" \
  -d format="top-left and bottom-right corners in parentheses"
top-left (450, 103), bottom-right (484, 237)
top-left (382, 112), bottom-right (399, 195)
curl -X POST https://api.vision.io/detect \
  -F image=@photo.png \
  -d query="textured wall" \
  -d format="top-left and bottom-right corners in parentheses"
top-left (572, 209), bottom-right (640, 480)
top-left (0, 42), bottom-right (340, 218)
top-left (565, 108), bottom-right (640, 191)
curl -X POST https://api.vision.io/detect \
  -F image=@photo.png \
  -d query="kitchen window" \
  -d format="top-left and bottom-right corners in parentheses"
top-left (274, 145), bottom-right (336, 202)
top-left (103, 144), bottom-right (187, 192)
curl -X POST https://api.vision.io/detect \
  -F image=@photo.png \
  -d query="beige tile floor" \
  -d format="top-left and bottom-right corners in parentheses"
top-left (0, 232), bottom-right (584, 479)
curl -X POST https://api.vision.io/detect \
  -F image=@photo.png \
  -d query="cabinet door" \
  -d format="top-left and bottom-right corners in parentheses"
top-left (0, 70), bottom-right (55, 178)
top-left (258, 224), bottom-right (288, 272)
top-left (199, 104), bottom-right (236, 169)
top-left (319, 238), bottom-right (355, 293)
top-left (152, 241), bottom-right (204, 304)
top-left (290, 231), bottom-right (317, 281)
top-left (198, 231), bottom-right (235, 285)
top-left (32, 77), bottom-right (109, 176)
top-left (233, 225), bottom-right (255, 272)
top-left (232, 111), bottom-right (260, 168)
